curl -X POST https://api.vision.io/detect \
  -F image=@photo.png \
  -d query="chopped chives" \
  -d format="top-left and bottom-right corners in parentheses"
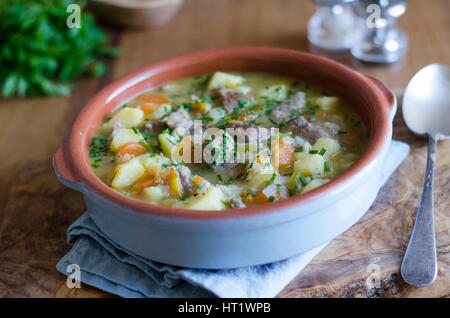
top-left (268, 196), bottom-right (275, 202)
top-left (324, 161), bottom-right (331, 172)
top-left (309, 150), bottom-right (319, 154)
top-left (238, 99), bottom-right (248, 107)
top-left (319, 148), bottom-right (326, 156)
top-left (299, 175), bottom-right (307, 186)
top-left (267, 173), bottom-right (276, 186)
top-left (279, 132), bottom-right (292, 139)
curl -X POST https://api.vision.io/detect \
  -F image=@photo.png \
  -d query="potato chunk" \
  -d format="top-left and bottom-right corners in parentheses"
top-left (312, 137), bottom-right (341, 158)
top-left (315, 96), bottom-right (341, 111)
top-left (146, 104), bottom-right (172, 120)
top-left (109, 107), bottom-right (144, 128)
top-left (245, 157), bottom-right (275, 190)
top-left (207, 72), bottom-right (244, 90)
top-left (293, 153), bottom-right (324, 176)
top-left (111, 158), bottom-right (146, 189)
top-left (142, 185), bottom-right (168, 202)
top-left (110, 128), bottom-right (142, 151)
top-left (183, 187), bottom-right (226, 210)
top-left (158, 133), bottom-right (179, 157)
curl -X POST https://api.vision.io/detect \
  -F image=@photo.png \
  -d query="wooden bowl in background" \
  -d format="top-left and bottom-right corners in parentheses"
top-left (87, 0), bottom-right (184, 29)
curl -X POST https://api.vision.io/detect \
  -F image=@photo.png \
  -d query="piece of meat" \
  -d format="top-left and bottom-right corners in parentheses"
top-left (141, 120), bottom-right (167, 136)
top-left (281, 116), bottom-right (333, 144)
top-left (177, 165), bottom-right (194, 194)
top-left (230, 197), bottom-right (246, 209)
top-left (166, 109), bottom-right (193, 130)
top-left (214, 88), bottom-right (249, 114)
top-left (178, 165), bottom-right (212, 195)
top-left (270, 91), bottom-right (306, 123)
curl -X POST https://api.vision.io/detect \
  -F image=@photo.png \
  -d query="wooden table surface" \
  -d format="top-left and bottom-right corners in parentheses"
top-left (0, 0), bottom-right (448, 298)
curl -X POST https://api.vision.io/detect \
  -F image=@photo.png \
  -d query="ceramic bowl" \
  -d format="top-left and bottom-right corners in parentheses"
top-left (53, 47), bottom-right (396, 269)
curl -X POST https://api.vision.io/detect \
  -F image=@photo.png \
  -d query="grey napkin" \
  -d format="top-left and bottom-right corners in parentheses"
top-left (57, 140), bottom-right (410, 298)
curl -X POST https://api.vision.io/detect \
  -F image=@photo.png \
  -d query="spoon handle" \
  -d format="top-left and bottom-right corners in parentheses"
top-left (401, 134), bottom-right (438, 286)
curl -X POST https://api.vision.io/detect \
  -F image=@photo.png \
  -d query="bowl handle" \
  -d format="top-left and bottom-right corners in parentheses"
top-left (53, 145), bottom-right (85, 193)
top-left (366, 76), bottom-right (397, 120)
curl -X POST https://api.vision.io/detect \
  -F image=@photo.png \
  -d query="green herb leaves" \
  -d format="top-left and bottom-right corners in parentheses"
top-left (0, 0), bottom-right (121, 97)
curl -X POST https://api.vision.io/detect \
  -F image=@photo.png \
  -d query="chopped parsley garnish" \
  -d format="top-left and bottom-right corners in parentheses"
top-left (268, 118), bottom-right (279, 126)
top-left (89, 137), bottom-right (109, 158)
top-left (299, 175), bottom-right (308, 186)
top-left (267, 173), bottom-right (276, 186)
top-left (238, 99), bottom-right (248, 107)
top-left (290, 109), bottom-right (300, 117)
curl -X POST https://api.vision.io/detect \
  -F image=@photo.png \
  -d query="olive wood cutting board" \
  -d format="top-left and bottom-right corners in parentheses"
top-left (0, 102), bottom-right (448, 298)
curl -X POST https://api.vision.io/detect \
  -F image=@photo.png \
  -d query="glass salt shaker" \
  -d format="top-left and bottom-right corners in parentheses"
top-left (307, 0), bottom-right (357, 51)
top-left (351, 0), bottom-right (408, 63)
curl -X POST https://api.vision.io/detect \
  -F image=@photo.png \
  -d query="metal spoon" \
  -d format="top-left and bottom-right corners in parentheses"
top-left (401, 63), bottom-right (450, 286)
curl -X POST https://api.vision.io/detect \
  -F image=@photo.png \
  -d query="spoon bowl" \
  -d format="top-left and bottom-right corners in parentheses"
top-left (402, 63), bottom-right (450, 138)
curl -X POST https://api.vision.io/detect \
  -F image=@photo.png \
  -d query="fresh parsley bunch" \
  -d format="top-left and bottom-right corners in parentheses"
top-left (0, 0), bottom-right (121, 97)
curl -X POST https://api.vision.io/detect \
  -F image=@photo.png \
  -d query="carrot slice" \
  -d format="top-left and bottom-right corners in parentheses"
top-left (193, 175), bottom-right (204, 187)
top-left (242, 194), bottom-right (255, 205)
top-left (137, 93), bottom-right (169, 105)
top-left (238, 112), bottom-right (259, 122)
top-left (278, 141), bottom-right (294, 168)
top-left (254, 192), bottom-right (269, 204)
top-left (191, 102), bottom-right (209, 113)
top-left (167, 168), bottom-right (183, 198)
top-left (135, 102), bottom-right (160, 114)
top-left (132, 174), bottom-right (157, 193)
top-left (117, 142), bottom-right (148, 157)
top-left (343, 131), bottom-right (362, 145)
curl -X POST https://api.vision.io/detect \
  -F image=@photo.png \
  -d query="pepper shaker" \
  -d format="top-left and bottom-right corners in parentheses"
top-left (351, 0), bottom-right (408, 63)
top-left (307, 0), bottom-right (357, 51)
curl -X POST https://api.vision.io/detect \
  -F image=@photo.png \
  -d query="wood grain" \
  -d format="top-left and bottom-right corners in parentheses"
top-left (0, 0), bottom-right (448, 297)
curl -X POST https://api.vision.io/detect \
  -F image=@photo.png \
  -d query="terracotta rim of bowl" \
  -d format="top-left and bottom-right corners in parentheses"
top-left (54, 47), bottom-right (395, 219)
